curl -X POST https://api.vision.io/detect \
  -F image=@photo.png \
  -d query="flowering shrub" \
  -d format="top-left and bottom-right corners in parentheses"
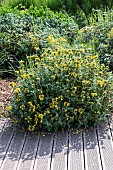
top-left (6, 36), bottom-right (113, 131)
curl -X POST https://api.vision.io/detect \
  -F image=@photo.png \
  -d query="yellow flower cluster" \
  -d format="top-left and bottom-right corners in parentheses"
top-left (49, 96), bottom-right (63, 110)
top-left (24, 88), bottom-right (29, 93)
top-left (28, 101), bottom-right (36, 112)
top-left (51, 51), bottom-right (58, 56)
top-left (91, 93), bottom-right (97, 97)
top-left (39, 94), bottom-right (44, 101)
top-left (14, 88), bottom-right (20, 93)
top-left (46, 34), bottom-right (55, 45)
top-left (46, 35), bottom-right (67, 46)
top-left (34, 47), bottom-right (39, 51)
top-left (21, 73), bottom-right (30, 79)
top-left (64, 101), bottom-right (70, 107)
top-left (11, 81), bottom-right (16, 87)
top-left (20, 104), bottom-right (25, 110)
top-left (90, 62), bottom-right (96, 67)
top-left (78, 108), bottom-right (83, 114)
top-left (38, 114), bottom-right (43, 119)
top-left (44, 109), bottom-right (50, 115)
top-left (82, 80), bottom-right (90, 85)
top-left (96, 80), bottom-right (105, 87)
top-left (25, 116), bottom-right (32, 123)
top-left (6, 105), bottom-right (12, 111)
top-left (50, 98), bottom-right (59, 110)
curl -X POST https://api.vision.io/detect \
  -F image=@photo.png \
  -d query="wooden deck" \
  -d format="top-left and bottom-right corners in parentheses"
top-left (0, 118), bottom-right (113, 170)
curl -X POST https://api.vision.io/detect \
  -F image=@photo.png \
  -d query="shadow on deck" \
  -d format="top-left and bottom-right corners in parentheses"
top-left (0, 118), bottom-right (113, 170)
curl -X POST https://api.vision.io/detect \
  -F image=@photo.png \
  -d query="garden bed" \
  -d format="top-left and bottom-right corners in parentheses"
top-left (0, 78), bottom-right (15, 116)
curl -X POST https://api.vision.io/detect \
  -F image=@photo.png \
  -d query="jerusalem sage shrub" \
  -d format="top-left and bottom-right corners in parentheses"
top-left (6, 36), bottom-right (113, 132)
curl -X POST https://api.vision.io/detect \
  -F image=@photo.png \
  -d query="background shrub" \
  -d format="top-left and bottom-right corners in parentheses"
top-left (0, 7), bottom-right (78, 77)
top-left (76, 9), bottom-right (113, 71)
top-left (6, 37), bottom-right (113, 132)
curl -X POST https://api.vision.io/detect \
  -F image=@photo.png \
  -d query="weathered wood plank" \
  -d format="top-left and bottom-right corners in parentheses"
top-left (0, 129), bottom-right (26, 170)
top-left (68, 130), bottom-right (84, 170)
top-left (33, 132), bottom-right (54, 170)
top-left (51, 131), bottom-right (68, 170)
top-left (0, 122), bottom-right (15, 168)
top-left (83, 129), bottom-right (102, 170)
top-left (17, 132), bottom-right (40, 170)
top-left (0, 119), bottom-right (7, 137)
top-left (97, 122), bottom-right (113, 170)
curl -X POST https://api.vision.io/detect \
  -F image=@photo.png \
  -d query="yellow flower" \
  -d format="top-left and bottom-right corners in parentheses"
top-left (90, 62), bottom-right (96, 67)
top-left (34, 47), bottom-right (39, 51)
top-left (50, 104), bottom-right (54, 108)
top-left (77, 63), bottom-right (81, 68)
top-left (24, 88), bottom-right (29, 93)
top-left (35, 114), bottom-right (38, 123)
top-left (14, 88), bottom-right (20, 93)
top-left (20, 104), bottom-right (25, 110)
top-left (21, 73), bottom-right (30, 79)
top-left (64, 102), bottom-right (70, 107)
top-left (53, 74), bottom-right (56, 79)
top-left (65, 67), bottom-right (68, 71)
top-left (78, 108), bottom-right (83, 114)
top-left (91, 93), bottom-right (97, 97)
top-left (25, 116), bottom-right (32, 123)
top-left (64, 109), bottom-right (67, 112)
top-left (39, 94), bottom-right (44, 101)
top-left (99, 80), bottom-right (105, 87)
top-left (61, 63), bottom-right (66, 67)
top-left (19, 70), bottom-right (23, 73)
top-left (97, 80), bottom-right (105, 87)
top-left (51, 51), bottom-right (58, 56)
top-left (55, 105), bottom-right (58, 110)
top-left (6, 105), bottom-right (12, 111)
top-left (78, 49), bottom-right (84, 53)
top-left (93, 55), bottom-right (98, 59)
top-left (32, 105), bottom-right (36, 112)
top-left (16, 98), bottom-right (19, 102)
top-left (11, 81), bottom-right (16, 87)
top-left (28, 125), bottom-right (35, 131)
top-left (28, 101), bottom-right (33, 106)
top-left (38, 114), bottom-right (43, 119)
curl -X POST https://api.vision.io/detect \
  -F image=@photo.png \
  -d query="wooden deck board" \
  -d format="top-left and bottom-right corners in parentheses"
top-left (51, 131), bottom-right (68, 170)
top-left (17, 132), bottom-right (39, 170)
top-left (0, 118), bottom-right (113, 170)
top-left (0, 122), bottom-right (15, 168)
top-left (68, 130), bottom-right (84, 170)
top-left (1, 130), bottom-right (26, 170)
top-left (83, 129), bottom-right (102, 170)
top-left (97, 122), bottom-right (113, 170)
top-left (33, 133), bottom-right (54, 170)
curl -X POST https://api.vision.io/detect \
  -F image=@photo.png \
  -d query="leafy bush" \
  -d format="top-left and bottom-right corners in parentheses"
top-left (77, 9), bottom-right (113, 70)
top-left (6, 36), bottom-right (113, 132)
top-left (0, 7), bottom-right (78, 77)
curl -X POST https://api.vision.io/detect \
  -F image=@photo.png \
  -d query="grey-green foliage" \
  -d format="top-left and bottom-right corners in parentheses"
top-left (0, 7), bottom-right (78, 77)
